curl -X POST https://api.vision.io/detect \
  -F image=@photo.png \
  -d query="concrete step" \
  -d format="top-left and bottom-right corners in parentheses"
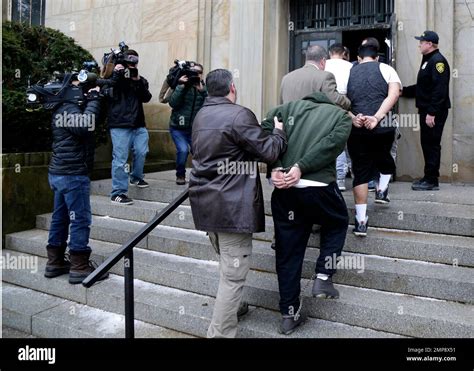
top-left (91, 159), bottom-right (175, 181)
top-left (91, 177), bottom-right (189, 205)
top-left (96, 171), bottom-right (474, 206)
top-left (3, 249), bottom-right (473, 338)
top-left (90, 176), bottom-right (474, 237)
top-left (85, 195), bottom-right (474, 267)
top-left (7, 228), bottom-right (474, 304)
top-left (2, 326), bottom-right (37, 338)
top-left (2, 283), bottom-right (191, 338)
top-left (1, 252), bottom-right (402, 339)
top-left (155, 171), bottom-right (474, 202)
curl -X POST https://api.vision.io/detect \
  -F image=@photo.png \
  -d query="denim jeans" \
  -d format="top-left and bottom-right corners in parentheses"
top-left (47, 174), bottom-right (92, 252)
top-left (170, 127), bottom-right (192, 178)
top-left (110, 127), bottom-right (149, 197)
top-left (336, 146), bottom-right (351, 180)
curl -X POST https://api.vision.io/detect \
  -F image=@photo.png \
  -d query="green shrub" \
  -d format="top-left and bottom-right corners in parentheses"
top-left (2, 21), bottom-right (108, 153)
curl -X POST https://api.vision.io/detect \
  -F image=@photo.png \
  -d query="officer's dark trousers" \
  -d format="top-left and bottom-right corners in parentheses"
top-left (419, 110), bottom-right (449, 184)
top-left (271, 184), bottom-right (349, 315)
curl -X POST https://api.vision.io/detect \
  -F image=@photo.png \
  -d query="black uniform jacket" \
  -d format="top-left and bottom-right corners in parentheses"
top-left (403, 49), bottom-right (451, 116)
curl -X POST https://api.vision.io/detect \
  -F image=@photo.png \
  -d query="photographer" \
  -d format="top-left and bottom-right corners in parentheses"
top-left (168, 63), bottom-right (207, 185)
top-left (107, 49), bottom-right (152, 204)
top-left (45, 78), bottom-right (109, 285)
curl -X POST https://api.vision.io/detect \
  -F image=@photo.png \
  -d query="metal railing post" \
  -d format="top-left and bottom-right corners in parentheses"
top-left (124, 249), bottom-right (134, 339)
top-left (82, 189), bottom-right (189, 338)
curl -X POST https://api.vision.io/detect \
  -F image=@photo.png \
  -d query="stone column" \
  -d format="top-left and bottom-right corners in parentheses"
top-left (262, 0), bottom-right (290, 116)
top-left (228, 0), bottom-right (265, 119)
top-left (197, 0), bottom-right (213, 74)
top-left (395, 0), bottom-right (454, 183)
top-left (452, 0), bottom-right (474, 184)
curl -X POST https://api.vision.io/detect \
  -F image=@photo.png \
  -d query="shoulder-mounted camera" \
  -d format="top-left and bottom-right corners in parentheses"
top-left (26, 61), bottom-right (112, 111)
top-left (101, 41), bottom-right (139, 79)
top-left (167, 60), bottom-right (202, 89)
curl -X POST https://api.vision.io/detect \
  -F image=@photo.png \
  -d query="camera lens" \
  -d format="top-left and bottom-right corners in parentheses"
top-left (78, 70), bottom-right (89, 83)
top-left (27, 93), bottom-right (38, 102)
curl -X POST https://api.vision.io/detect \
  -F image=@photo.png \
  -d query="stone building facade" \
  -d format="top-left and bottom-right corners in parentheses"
top-left (5, 0), bottom-right (473, 183)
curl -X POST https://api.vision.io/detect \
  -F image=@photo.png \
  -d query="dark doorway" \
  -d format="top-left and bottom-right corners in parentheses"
top-left (288, 0), bottom-right (396, 70)
top-left (342, 28), bottom-right (391, 63)
top-left (291, 27), bottom-right (393, 70)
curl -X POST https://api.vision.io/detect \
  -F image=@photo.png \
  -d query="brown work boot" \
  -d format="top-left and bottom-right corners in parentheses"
top-left (44, 244), bottom-right (70, 278)
top-left (69, 250), bottom-right (109, 285)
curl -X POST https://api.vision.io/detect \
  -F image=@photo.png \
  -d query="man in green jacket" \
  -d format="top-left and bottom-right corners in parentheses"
top-left (168, 63), bottom-right (208, 185)
top-left (262, 92), bottom-right (351, 335)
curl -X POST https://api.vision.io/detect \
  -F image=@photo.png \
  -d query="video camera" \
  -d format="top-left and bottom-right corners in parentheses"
top-left (101, 41), bottom-right (139, 79)
top-left (167, 60), bottom-right (202, 89)
top-left (26, 61), bottom-right (111, 111)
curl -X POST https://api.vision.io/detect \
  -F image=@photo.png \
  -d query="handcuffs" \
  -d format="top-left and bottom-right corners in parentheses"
top-left (271, 163), bottom-right (300, 173)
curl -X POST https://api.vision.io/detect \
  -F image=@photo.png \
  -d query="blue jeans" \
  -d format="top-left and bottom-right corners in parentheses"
top-left (48, 174), bottom-right (92, 252)
top-left (110, 127), bottom-right (149, 197)
top-left (336, 147), bottom-right (351, 180)
top-left (170, 127), bottom-right (192, 178)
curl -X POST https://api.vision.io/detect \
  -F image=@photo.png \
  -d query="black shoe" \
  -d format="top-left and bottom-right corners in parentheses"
top-left (111, 194), bottom-right (134, 205)
top-left (279, 313), bottom-right (307, 335)
top-left (237, 301), bottom-right (249, 320)
top-left (176, 176), bottom-right (186, 185)
top-left (375, 186), bottom-right (390, 204)
top-left (412, 180), bottom-right (439, 191)
top-left (312, 277), bottom-right (339, 299)
top-left (130, 179), bottom-right (149, 188)
top-left (412, 177), bottom-right (425, 186)
top-left (368, 180), bottom-right (376, 192)
top-left (353, 217), bottom-right (368, 237)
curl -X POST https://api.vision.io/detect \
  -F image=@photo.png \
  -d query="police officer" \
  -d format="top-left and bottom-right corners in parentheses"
top-left (402, 30), bottom-right (451, 191)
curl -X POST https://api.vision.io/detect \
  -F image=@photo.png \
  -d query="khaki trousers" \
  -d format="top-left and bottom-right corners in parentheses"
top-left (207, 232), bottom-right (252, 338)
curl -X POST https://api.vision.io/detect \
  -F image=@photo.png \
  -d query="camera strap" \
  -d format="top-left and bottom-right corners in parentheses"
top-left (32, 73), bottom-right (74, 97)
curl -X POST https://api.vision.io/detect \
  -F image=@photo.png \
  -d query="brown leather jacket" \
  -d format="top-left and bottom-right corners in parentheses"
top-left (189, 96), bottom-right (287, 234)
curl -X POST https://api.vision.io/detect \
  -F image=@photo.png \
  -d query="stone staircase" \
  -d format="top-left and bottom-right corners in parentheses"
top-left (3, 170), bottom-right (474, 338)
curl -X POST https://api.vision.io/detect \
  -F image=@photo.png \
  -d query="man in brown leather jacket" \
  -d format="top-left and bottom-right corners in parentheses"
top-left (189, 69), bottom-right (287, 338)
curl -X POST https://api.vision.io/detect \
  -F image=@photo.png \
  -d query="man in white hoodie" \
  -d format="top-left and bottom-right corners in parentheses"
top-left (325, 43), bottom-right (353, 191)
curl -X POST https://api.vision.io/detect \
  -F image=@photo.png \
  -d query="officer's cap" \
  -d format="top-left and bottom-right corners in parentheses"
top-left (415, 30), bottom-right (439, 44)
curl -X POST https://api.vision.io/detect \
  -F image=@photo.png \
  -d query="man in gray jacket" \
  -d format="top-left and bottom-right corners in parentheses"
top-left (280, 45), bottom-right (351, 110)
top-left (189, 69), bottom-right (287, 338)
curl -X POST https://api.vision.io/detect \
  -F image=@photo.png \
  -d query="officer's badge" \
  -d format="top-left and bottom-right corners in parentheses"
top-left (436, 62), bottom-right (445, 73)
top-left (421, 62), bottom-right (428, 70)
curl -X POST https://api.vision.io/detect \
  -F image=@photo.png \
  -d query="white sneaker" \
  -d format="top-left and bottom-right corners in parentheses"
top-left (337, 179), bottom-right (346, 191)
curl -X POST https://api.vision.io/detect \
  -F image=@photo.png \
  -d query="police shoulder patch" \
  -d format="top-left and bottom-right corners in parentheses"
top-left (436, 62), bottom-right (445, 73)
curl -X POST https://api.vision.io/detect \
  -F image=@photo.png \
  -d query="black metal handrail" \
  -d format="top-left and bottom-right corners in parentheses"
top-left (82, 188), bottom-right (189, 338)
